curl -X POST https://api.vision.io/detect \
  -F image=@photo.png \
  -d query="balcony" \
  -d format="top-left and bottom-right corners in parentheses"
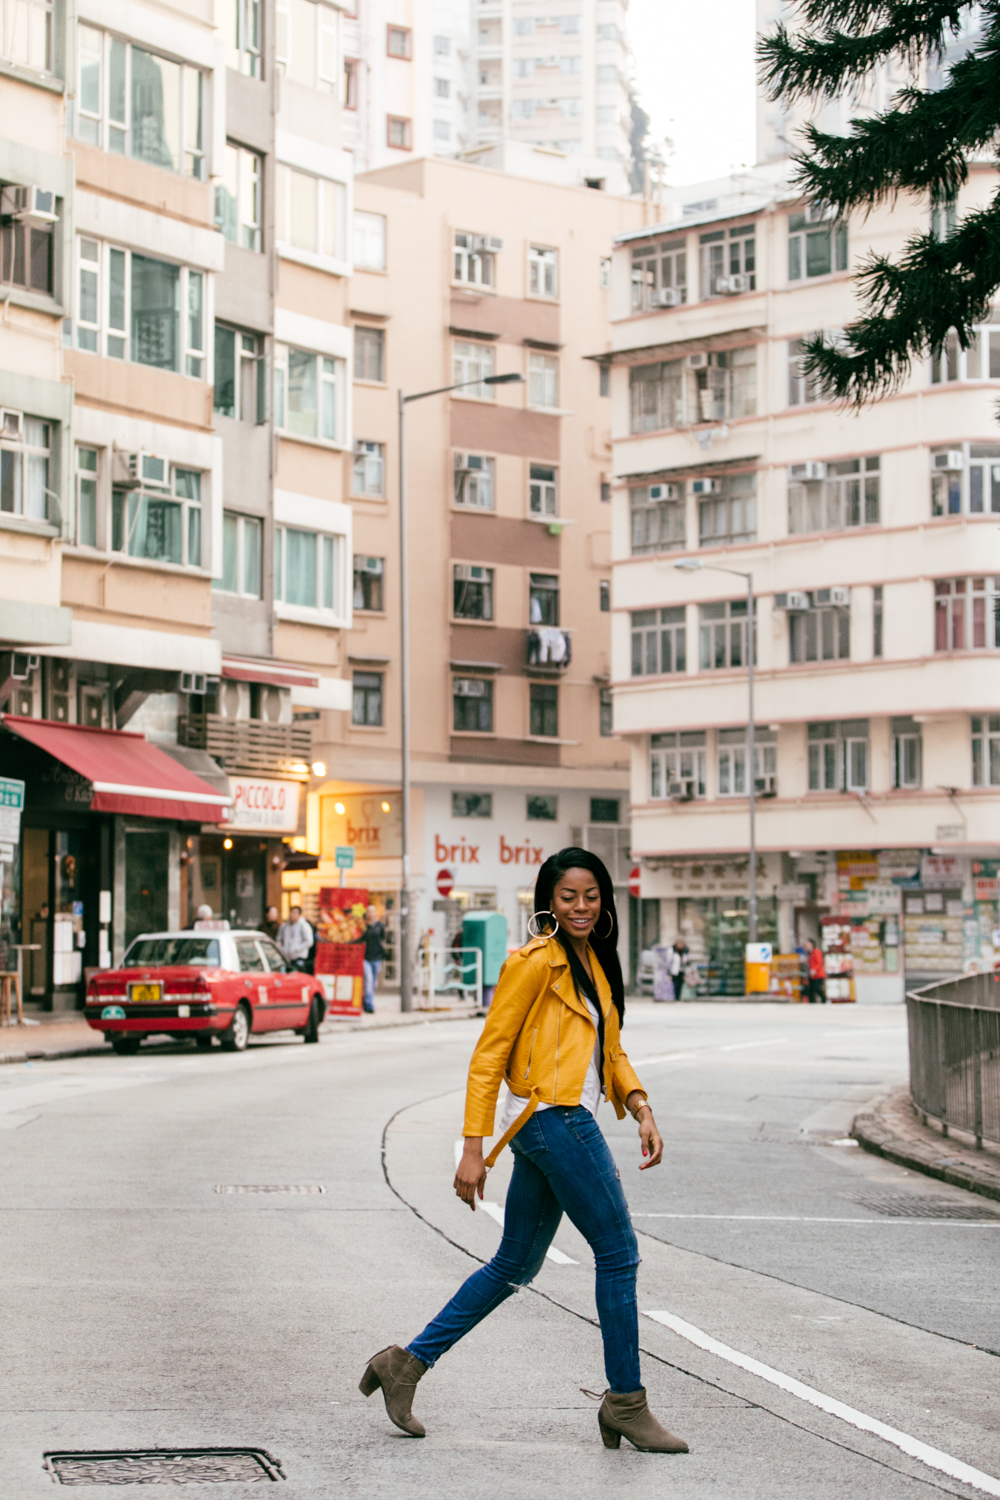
top-left (526, 628), bottom-right (571, 676)
top-left (177, 714), bottom-right (311, 779)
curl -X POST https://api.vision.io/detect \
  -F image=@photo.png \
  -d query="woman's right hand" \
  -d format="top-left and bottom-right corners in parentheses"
top-left (454, 1138), bottom-right (487, 1210)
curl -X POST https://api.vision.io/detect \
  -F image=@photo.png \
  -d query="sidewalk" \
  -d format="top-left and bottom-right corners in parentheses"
top-left (852, 1086), bottom-right (1000, 1204)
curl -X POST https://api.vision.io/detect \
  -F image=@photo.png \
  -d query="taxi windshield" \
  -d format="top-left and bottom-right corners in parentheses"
top-left (123, 937), bottom-right (221, 967)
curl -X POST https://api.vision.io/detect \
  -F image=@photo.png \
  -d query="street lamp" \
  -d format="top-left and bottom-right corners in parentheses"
top-left (674, 556), bottom-right (758, 944)
top-left (397, 370), bottom-right (524, 1011)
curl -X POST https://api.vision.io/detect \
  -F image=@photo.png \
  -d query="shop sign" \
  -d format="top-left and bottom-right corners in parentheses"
top-left (0, 777), bottom-right (24, 843)
top-left (322, 793), bottom-right (401, 859)
top-left (921, 853), bottom-right (966, 888)
top-left (654, 859), bottom-right (761, 896)
top-left (227, 777), bottom-right (300, 833)
top-left (775, 883), bottom-right (809, 902)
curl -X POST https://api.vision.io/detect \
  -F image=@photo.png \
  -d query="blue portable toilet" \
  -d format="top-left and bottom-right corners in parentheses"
top-left (462, 910), bottom-right (508, 1008)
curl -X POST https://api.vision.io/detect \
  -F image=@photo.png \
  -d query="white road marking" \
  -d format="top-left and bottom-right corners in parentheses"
top-left (634, 1214), bottom-right (1000, 1226)
top-left (643, 1310), bottom-right (1000, 1497)
top-left (719, 1037), bottom-right (789, 1052)
top-left (631, 1051), bottom-right (698, 1065)
top-left (453, 1140), bottom-right (579, 1264)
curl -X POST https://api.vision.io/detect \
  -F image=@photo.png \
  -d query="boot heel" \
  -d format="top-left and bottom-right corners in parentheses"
top-left (599, 1416), bottom-right (621, 1450)
top-left (358, 1364), bottom-right (381, 1397)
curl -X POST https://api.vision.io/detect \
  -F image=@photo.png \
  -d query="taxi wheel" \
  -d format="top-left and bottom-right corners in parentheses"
top-left (302, 998), bottom-right (321, 1044)
top-left (221, 1002), bottom-right (251, 1052)
top-left (110, 1036), bottom-right (141, 1056)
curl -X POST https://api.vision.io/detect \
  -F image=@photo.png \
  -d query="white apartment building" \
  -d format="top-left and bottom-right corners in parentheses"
top-left (604, 161), bottom-right (1000, 1000)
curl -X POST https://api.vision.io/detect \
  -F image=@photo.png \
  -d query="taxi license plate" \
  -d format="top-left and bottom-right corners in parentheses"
top-left (129, 982), bottom-right (162, 1002)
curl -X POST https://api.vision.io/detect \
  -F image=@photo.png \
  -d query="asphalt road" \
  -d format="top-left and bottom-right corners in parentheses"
top-left (1, 1001), bottom-right (997, 1498)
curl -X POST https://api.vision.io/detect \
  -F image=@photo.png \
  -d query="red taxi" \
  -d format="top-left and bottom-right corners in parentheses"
top-left (85, 929), bottom-right (327, 1055)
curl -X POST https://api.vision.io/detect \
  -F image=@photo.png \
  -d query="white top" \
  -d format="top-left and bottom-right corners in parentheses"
top-left (277, 916), bottom-right (313, 962)
top-left (496, 990), bottom-right (604, 1140)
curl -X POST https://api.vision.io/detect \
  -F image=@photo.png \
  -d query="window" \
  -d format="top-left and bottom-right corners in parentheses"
top-left (599, 580), bottom-right (610, 612)
top-left (1, 0), bottom-right (52, 71)
top-left (214, 326), bottom-right (263, 421)
top-left (529, 463), bottom-right (557, 516)
top-left (453, 563), bottom-right (494, 620)
top-left (71, 238), bottom-right (205, 375)
top-left (931, 444), bottom-right (1000, 515)
top-left (629, 240), bottom-right (687, 312)
top-left (560, 15), bottom-right (581, 33)
top-left (599, 257), bottom-right (611, 290)
top-left (353, 555), bottom-right (384, 611)
top-left (931, 195), bottom-right (957, 241)
top-left (433, 120), bottom-right (451, 144)
top-left (452, 791), bottom-right (492, 817)
top-left (213, 511), bottom-right (262, 596)
top-left (631, 607), bottom-right (686, 676)
top-left (434, 34), bottom-right (451, 56)
top-left (788, 335), bottom-right (825, 405)
top-left (596, 63), bottom-right (617, 82)
top-left (807, 720), bottom-right (870, 791)
top-left (75, 28), bottom-right (205, 178)
top-left (590, 797), bottom-right (620, 823)
top-left (527, 794), bottom-right (557, 820)
top-left (76, 445), bottom-right (98, 545)
top-left (717, 727), bottom-right (777, 796)
top-left (788, 208), bottom-right (848, 280)
top-left (529, 572), bottom-right (559, 625)
top-left (0, 185), bottom-right (55, 295)
top-left (630, 359), bottom-right (683, 433)
top-left (453, 676), bottom-right (493, 732)
top-left (387, 25), bottom-right (411, 58)
top-left (650, 731), bottom-right (706, 799)
top-left (934, 577), bottom-right (1000, 651)
top-left (274, 346), bottom-right (344, 442)
top-left (873, 584), bottom-right (883, 657)
top-left (225, 0), bottom-right (260, 76)
top-left (454, 231), bottom-right (498, 287)
top-left (972, 715), bottom-right (1000, 786)
top-left (629, 483), bottom-right (684, 555)
top-left (514, 17), bottom-right (535, 34)
top-left (275, 525), bottom-right (346, 612)
top-left (353, 671), bottom-right (383, 727)
top-left (453, 339), bottom-right (495, 397)
top-left (353, 211), bottom-right (386, 271)
top-left (353, 441), bottom-right (385, 497)
top-left (111, 466), bottom-right (203, 567)
top-left (343, 57), bottom-right (358, 108)
top-left (561, 55), bottom-right (582, 75)
top-left (275, 164), bottom-right (346, 261)
top-left (275, 0), bottom-right (338, 92)
top-left (214, 145), bottom-right (261, 252)
top-left (699, 473), bottom-right (756, 548)
top-left (354, 325), bottom-right (385, 382)
top-left (528, 352), bottom-right (559, 408)
top-left (599, 688), bottom-right (613, 736)
top-left (788, 594), bottom-right (851, 662)
top-left (698, 223), bottom-right (756, 297)
top-left (0, 414), bottom-right (50, 522)
top-left (599, 362), bottom-right (610, 397)
top-left (434, 77), bottom-right (450, 100)
top-left (601, 481), bottom-right (611, 503)
top-left (699, 598), bottom-right (753, 670)
top-left (692, 348), bottom-right (756, 422)
top-left (454, 452), bottom-right (494, 509)
top-left (788, 456), bottom-right (880, 533)
top-left (930, 315), bottom-right (1000, 384)
top-left (530, 682), bottom-right (558, 738)
top-left (529, 245), bottom-right (558, 297)
top-left (387, 116), bottom-right (412, 151)
top-left (892, 717), bottom-right (922, 789)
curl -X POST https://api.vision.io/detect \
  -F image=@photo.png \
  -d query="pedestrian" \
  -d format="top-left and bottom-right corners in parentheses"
top-left (356, 904), bottom-right (386, 1014)
top-left (262, 905), bottom-right (281, 942)
top-left (277, 904), bottom-right (313, 972)
top-left (360, 847), bottom-right (688, 1455)
top-left (805, 937), bottom-right (826, 1003)
top-left (668, 938), bottom-right (688, 999)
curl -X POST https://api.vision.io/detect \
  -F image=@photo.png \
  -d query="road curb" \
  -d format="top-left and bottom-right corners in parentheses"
top-left (852, 1087), bottom-right (1000, 1204)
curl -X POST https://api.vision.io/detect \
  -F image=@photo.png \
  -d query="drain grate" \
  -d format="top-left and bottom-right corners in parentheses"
top-left (44, 1448), bottom-right (284, 1485)
top-left (852, 1193), bottom-right (1000, 1221)
top-left (214, 1184), bottom-right (326, 1194)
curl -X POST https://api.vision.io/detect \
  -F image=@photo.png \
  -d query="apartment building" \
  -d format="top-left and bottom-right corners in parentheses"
top-left (279, 156), bottom-right (644, 970)
top-left (605, 161), bottom-right (1000, 999)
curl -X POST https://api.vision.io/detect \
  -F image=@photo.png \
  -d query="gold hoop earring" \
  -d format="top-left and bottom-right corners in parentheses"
top-left (527, 910), bottom-right (557, 939)
top-left (594, 911), bottom-right (614, 940)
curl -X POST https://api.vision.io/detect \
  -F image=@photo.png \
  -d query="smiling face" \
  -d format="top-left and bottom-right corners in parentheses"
top-left (550, 866), bottom-right (603, 942)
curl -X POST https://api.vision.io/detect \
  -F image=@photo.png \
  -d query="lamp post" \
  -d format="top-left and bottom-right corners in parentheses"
top-left (397, 370), bottom-right (524, 1012)
top-left (674, 558), bottom-right (758, 944)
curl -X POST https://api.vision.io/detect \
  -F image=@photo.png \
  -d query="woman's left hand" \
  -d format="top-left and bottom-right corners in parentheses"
top-left (627, 1093), bottom-right (663, 1169)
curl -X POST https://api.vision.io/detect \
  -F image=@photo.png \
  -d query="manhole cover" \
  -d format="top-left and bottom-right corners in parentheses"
top-left (44, 1449), bottom-right (284, 1485)
top-left (214, 1185), bottom-right (326, 1194)
top-left (852, 1194), bottom-right (1000, 1221)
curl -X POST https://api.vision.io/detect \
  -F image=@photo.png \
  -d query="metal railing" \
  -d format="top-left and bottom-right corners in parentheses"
top-left (416, 947), bottom-right (482, 1011)
top-left (177, 714), bottom-right (311, 777)
top-left (907, 972), bottom-right (1000, 1149)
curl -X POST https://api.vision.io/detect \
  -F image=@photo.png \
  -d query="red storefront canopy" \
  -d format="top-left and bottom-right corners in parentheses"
top-left (1, 716), bottom-right (231, 822)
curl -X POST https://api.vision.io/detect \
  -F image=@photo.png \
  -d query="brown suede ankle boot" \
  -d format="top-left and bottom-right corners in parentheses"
top-left (596, 1388), bottom-right (689, 1452)
top-left (359, 1345), bottom-right (428, 1437)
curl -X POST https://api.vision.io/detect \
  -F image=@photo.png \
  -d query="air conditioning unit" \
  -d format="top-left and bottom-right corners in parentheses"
top-left (651, 287), bottom-right (682, 308)
top-left (0, 184), bottom-right (58, 223)
top-left (687, 352), bottom-right (709, 369)
top-left (472, 234), bottom-right (503, 252)
top-left (454, 678), bottom-right (487, 696)
top-left (180, 673), bottom-right (207, 694)
top-left (932, 450), bottom-right (964, 472)
top-left (454, 452), bottom-right (487, 472)
top-left (454, 563), bottom-right (490, 582)
top-left (773, 590), bottom-right (809, 611)
top-left (698, 389), bottom-right (719, 421)
top-left (10, 652), bottom-right (39, 678)
top-left (648, 483), bottom-right (680, 501)
top-left (357, 556), bottom-right (383, 574)
top-left (714, 274), bottom-right (750, 295)
top-left (805, 201), bottom-right (835, 223)
top-left (789, 461), bottom-right (827, 481)
top-left (756, 774), bottom-right (777, 798)
top-left (668, 779), bottom-right (695, 801)
top-left (728, 273), bottom-right (752, 293)
top-left (112, 451), bottom-right (170, 489)
top-left (691, 477), bottom-right (719, 495)
top-left (829, 586), bottom-right (850, 607)
top-left (0, 408), bottom-right (23, 439)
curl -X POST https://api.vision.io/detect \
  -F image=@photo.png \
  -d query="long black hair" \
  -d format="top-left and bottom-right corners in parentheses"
top-left (534, 847), bottom-right (625, 1026)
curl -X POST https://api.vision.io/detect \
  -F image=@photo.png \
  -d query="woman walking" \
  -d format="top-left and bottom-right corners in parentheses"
top-left (360, 847), bottom-right (688, 1454)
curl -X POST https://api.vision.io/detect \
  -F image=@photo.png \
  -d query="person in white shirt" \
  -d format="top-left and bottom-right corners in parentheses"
top-left (277, 906), bottom-right (313, 970)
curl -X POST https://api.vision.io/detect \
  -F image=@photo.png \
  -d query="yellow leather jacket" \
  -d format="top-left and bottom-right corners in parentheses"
top-left (463, 934), bottom-right (647, 1166)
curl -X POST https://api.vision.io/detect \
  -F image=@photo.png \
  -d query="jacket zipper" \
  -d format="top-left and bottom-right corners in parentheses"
top-left (524, 1027), bottom-right (538, 1079)
top-left (553, 1006), bottom-right (561, 1102)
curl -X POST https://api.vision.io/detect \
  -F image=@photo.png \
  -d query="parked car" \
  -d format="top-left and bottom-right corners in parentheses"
top-left (85, 930), bottom-right (327, 1055)
top-left (637, 948), bottom-right (656, 996)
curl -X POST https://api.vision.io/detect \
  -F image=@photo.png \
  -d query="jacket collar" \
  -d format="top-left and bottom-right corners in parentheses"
top-left (543, 935), bottom-right (613, 1022)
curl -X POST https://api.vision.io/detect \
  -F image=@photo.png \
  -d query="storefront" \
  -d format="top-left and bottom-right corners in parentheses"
top-left (639, 855), bottom-right (782, 996)
top-left (180, 775), bottom-right (302, 929)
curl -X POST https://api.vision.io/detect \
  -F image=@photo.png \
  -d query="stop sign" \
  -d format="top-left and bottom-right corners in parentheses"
top-left (437, 868), bottom-right (454, 898)
top-left (628, 866), bottom-right (641, 899)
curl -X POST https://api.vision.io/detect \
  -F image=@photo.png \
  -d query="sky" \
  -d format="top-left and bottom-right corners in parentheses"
top-left (628, 0), bottom-right (759, 188)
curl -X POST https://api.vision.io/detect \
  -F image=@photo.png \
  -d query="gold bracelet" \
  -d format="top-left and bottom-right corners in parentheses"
top-left (631, 1099), bottom-right (650, 1120)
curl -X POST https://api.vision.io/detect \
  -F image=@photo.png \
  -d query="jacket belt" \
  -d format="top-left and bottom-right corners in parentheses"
top-left (484, 1084), bottom-right (544, 1168)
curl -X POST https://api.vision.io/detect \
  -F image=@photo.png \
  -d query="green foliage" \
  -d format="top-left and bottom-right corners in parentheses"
top-left (759, 1), bottom-right (1000, 405)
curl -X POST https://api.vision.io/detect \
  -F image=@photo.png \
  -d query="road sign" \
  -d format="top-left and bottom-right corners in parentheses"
top-left (335, 845), bottom-right (355, 869)
top-left (0, 777), bottom-right (24, 845)
top-left (628, 866), bottom-right (641, 899)
top-left (437, 868), bottom-right (454, 898)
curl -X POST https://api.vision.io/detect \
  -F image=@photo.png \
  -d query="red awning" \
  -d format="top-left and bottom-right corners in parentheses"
top-left (221, 659), bottom-right (319, 689)
top-left (1, 716), bottom-right (231, 822)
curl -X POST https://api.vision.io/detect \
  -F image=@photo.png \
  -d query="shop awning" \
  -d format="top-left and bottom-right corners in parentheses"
top-left (221, 657), bottom-right (319, 689)
top-left (0, 715), bottom-right (231, 822)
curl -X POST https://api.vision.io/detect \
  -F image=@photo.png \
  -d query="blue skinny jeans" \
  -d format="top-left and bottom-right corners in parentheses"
top-left (407, 1105), bottom-right (641, 1393)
